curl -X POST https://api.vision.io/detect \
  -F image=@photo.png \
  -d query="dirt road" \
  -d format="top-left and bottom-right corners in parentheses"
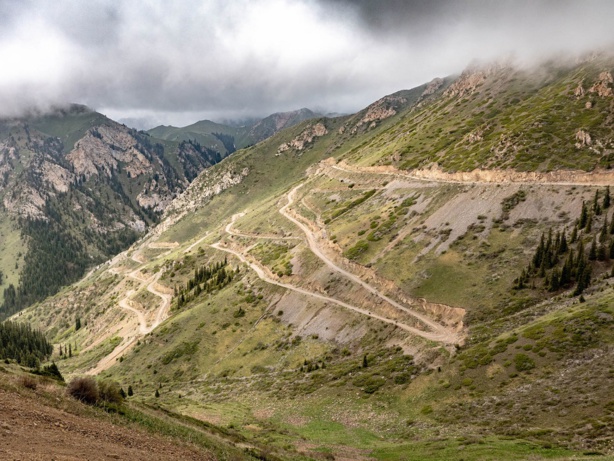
top-left (87, 250), bottom-right (173, 375)
top-left (279, 183), bottom-right (460, 344)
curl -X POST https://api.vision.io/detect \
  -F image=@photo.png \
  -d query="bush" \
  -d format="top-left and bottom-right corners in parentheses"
top-left (67, 377), bottom-right (99, 404)
top-left (19, 375), bottom-right (37, 390)
top-left (33, 362), bottom-right (64, 382)
top-left (514, 353), bottom-right (536, 372)
top-left (98, 380), bottom-right (124, 405)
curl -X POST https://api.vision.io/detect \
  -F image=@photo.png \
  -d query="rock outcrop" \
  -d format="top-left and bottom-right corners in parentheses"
top-left (278, 122), bottom-right (328, 154)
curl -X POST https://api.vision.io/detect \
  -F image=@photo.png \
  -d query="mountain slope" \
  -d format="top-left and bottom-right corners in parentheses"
top-left (0, 105), bottom-right (232, 318)
top-left (19, 55), bottom-right (614, 460)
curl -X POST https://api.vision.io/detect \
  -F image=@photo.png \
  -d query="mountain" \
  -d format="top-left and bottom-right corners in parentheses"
top-left (148, 107), bottom-right (320, 155)
top-left (0, 105), bottom-right (234, 319)
top-left (0, 105), bottom-right (320, 320)
top-left (15, 55), bottom-right (614, 459)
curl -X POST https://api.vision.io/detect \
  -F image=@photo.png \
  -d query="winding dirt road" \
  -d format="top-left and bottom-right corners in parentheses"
top-left (215, 187), bottom-right (460, 344)
top-left (280, 184), bottom-right (459, 344)
top-left (87, 247), bottom-right (173, 375)
top-left (212, 242), bottom-right (448, 342)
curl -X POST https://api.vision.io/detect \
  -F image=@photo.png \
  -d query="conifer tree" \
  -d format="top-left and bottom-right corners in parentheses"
top-left (549, 268), bottom-right (561, 291)
top-left (602, 215), bottom-right (609, 241)
top-left (579, 202), bottom-right (588, 229)
top-left (604, 186), bottom-right (611, 209)
top-left (570, 225), bottom-right (578, 243)
top-left (589, 236), bottom-right (597, 261)
top-left (128, 385), bottom-right (134, 396)
top-left (593, 190), bottom-right (602, 216)
top-left (559, 230), bottom-right (568, 254)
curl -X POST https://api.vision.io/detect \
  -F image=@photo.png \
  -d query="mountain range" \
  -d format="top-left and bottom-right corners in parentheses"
top-left (4, 54), bottom-right (614, 460)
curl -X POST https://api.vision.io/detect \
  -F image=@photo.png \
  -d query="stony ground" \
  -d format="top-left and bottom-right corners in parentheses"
top-left (0, 385), bottom-right (212, 461)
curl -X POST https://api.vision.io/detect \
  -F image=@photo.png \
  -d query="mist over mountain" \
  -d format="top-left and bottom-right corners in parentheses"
top-left (1, 1), bottom-right (613, 126)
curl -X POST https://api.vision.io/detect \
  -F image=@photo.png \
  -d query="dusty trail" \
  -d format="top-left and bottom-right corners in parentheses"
top-left (87, 248), bottom-right (173, 375)
top-left (212, 243), bottom-right (448, 342)
top-left (184, 233), bottom-right (210, 253)
top-left (279, 184), bottom-right (459, 344)
top-left (225, 213), bottom-right (300, 240)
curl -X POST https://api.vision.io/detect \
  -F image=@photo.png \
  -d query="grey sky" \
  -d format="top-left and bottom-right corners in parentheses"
top-left (0, 0), bottom-right (612, 128)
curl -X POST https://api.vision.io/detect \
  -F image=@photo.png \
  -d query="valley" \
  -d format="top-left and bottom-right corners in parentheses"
top-left (6, 55), bottom-right (614, 460)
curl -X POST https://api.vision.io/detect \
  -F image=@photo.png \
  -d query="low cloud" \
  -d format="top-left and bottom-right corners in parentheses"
top-left (1, 0), bottom-right (613, 128)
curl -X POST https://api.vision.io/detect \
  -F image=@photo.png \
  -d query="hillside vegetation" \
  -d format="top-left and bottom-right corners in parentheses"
top-left (0, 105), bottom-right (317, 319)
top-left (18, 55), bottom-right (614, 460)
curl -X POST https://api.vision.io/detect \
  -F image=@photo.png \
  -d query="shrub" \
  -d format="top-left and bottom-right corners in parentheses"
top-left (67, 377), bottom-right (99, 404)
top-left (33, 362), bottom-right (64, 382)
top-left (19, 375), bottom-right (37, 390)
top-left (98, 380), bottom-right (124, 405)
top-left (514, 353), bottom-right (536, 372)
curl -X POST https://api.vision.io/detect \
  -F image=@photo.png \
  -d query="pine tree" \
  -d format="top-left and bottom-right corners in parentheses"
top-left (570, 225), bottom-right (578, 243)
top-left (589, 236), bottom-right (597, 261)
top-left (579, 202), bottom-right (588, 229)
top-left (75, 317), bottom-right (81, 331)
top-left (559, 230), bottom-right (568, 254)
top-left (362, 355), bottom-right (368, 368)
top-left (128, 385), bottom-right (133, 397)
top-left (549, 268), bottom-right (561, 291)
top-left (155, 389), bottom-right (160, 398)
top-left (68, 343), bottom-right (72, 358)
top-left (604, 186), bottom-right (611, 209)
top-left (601, 215), bottom-right (609, 241)
top-left (593, 190), bottom-right (602, 215)
top-left (586, 214), bottom-right (592, 233)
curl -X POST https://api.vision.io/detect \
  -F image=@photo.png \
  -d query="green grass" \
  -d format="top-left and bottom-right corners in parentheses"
top-left (370, 437), bottom-right (595, 461)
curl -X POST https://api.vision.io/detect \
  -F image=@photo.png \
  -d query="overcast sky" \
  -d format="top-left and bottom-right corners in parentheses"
top-left (1, 0), bottom-right (613, 128)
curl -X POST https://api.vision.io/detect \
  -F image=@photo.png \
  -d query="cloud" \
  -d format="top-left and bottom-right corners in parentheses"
top-left (0, 0), bottom-right (613, 127)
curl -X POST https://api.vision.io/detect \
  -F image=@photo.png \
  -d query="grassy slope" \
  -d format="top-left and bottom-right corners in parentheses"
top-left (348, 57), bottom-right (614, 172)
top-left (18, 58), bottom-right (614, 460)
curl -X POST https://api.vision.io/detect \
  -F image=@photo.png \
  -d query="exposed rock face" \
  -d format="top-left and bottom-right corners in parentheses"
top-left (444, 62), bottom-right (506, 98)
top-left (588, 71), bottom-right (613, 98)
top-left (41, 161), bottom-right (73, 193)
top-left (278, 122), bottom-right (328, 153)
top-left (445, 70), bottom-right (487, 98)
top-left (354, 95), bottom-right (407, 130)
top-left (164, 166), bottom-right (250, 221)
top-left (3, 184), bottom-right (47, 219)
top-left (422, 78), bottom-right (444, 96)
top-left (67, 126), bottom-right (152, 179)
top-left (464, 126), bottom-right (488, 144)
top-left (574, 81), bottom-right (585, 97)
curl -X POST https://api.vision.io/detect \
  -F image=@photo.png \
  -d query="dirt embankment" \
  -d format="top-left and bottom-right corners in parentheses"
top-left (333, 159), bottom-right (614, 186)
top-left (0, 383), bottom-right (211, 461)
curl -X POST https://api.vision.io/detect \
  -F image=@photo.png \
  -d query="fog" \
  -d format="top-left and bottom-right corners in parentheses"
top-left (1, 0), bottom-right (613, 128)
